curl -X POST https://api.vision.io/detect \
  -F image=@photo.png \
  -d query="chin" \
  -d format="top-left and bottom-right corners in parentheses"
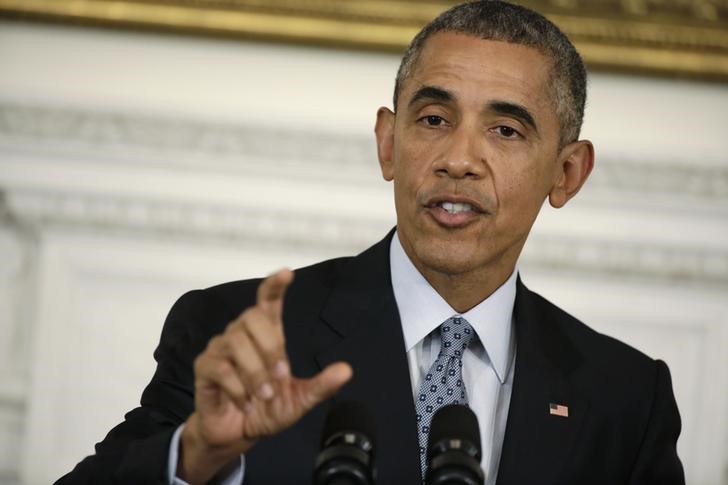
top-left (412, 240), bottom-right (484, 277)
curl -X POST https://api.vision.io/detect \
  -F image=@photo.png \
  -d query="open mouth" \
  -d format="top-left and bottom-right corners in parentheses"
top-left (425, 196), bottom-right (487, 228)
top-left (426, 196), bottom-right (485, 213)
top-left (439, 201), bottom-right (475, 214)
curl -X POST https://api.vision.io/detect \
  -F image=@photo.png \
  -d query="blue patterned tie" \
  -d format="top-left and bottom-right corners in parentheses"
top-left (415, 316), bottom-right (476, 478)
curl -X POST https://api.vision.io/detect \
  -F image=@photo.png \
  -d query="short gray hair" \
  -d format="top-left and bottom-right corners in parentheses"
top-left (394, 0), bottom-right (587, 146)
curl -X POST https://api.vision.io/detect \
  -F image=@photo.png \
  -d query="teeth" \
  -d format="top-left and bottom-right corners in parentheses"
top-left (440, 202), bottom-right (473, 214)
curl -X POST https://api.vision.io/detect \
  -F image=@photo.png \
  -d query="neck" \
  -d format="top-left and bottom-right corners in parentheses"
top-left (417, 261), bottom-right (516, 313)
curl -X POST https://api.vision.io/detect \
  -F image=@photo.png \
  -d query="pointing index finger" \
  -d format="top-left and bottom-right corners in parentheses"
top-left (256, 268), bottom-right (294, 322)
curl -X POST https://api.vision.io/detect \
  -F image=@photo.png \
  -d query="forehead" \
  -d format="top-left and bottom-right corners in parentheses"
top-left (403, 32), bottom-right (556, 117)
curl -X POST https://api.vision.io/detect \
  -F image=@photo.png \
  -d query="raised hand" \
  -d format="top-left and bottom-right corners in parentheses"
top-left (179, 269), bottom-right (352, 484)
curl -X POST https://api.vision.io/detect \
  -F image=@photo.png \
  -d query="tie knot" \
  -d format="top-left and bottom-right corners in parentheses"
top-left (438, 316), bottom-right (475, 358)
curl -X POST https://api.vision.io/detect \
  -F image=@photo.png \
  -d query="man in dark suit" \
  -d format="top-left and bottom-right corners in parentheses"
top-left (59, 1), bottom-right (684, 484)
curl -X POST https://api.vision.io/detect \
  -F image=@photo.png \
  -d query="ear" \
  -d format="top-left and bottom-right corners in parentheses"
top-left (548, 140), bottom-right (594, 208)
top-left (374, 107), bottom-right (395, 181)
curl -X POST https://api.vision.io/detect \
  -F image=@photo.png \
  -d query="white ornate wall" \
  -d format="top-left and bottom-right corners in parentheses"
top-left (0, 20), bottom-right (726, 485)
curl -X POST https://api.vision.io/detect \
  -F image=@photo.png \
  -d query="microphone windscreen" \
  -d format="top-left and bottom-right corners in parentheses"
top-left (428, 404), bottom-right (481, 460)
top-left (321, 400), bottom-right (377, 449)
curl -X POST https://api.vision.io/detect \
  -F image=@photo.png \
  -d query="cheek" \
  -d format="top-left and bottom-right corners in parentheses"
top-left (493, 158), bottom-right (552, 214)
top-left (393, 145), bottom-right (432, 194)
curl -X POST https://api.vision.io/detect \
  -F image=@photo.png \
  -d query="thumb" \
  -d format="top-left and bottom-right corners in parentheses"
top-left (299, 362), bottom-right (352, 410)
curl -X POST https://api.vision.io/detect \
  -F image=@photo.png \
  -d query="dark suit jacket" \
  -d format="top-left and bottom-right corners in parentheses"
top-left (58, 231), bottom-right (684, 484)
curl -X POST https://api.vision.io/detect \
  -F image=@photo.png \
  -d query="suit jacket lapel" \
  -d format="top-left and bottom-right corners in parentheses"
top-left (316, 231), bottom-right (423, 483)
top-left (496, 279), bottom-right (588, 484)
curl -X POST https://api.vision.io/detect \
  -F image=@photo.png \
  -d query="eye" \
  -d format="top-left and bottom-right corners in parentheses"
top-left (419, 115), bottom-right (446, 127)
top-left (493, 125), bottom-right (521, 138)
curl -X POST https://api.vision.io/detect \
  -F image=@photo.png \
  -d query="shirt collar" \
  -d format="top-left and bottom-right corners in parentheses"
top-left (390, 231), bottom-right (517, 384)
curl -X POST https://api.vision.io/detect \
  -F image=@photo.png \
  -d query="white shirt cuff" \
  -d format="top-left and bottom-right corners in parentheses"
top-left (167, 423), bottom-right (246, 485)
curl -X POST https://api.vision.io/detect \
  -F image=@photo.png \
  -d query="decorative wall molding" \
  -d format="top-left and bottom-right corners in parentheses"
top-left (2, 103), bottom-right (727, 201)
top-left (0, 226), bottom-right (33, 404)
top-left (0, 103), bottom-right (374, 176)
top-left (2, 188), bottom-right (391, 252)
top-left (3, 187), bottom-right (727, 286)
top-left (0, 402), bottom-right (22, 485)
top-left (520, 235), bottom-right (728, 286)
top-left (0, 228), bottom-right (30, 485)
top-left (588, 160), bottom-right (728, 201)
top-left (1, 0), bottom-right (727, 81)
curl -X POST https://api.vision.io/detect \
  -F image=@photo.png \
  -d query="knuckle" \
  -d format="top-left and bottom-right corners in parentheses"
top-left (234, 307), bottom-right (268, 334)
top-left (193, 354), bottom-right (205, 373)
top-left (246, 361), bottom-right (267, 382)
top-left (273, 341), bottom-right (287, 358)
top-left (206, 335), bottom-right (218, 348)
top-left (260, 339), bottom-right (285, 362)
top-left (223, 325), bottom-right (245, 345)
top-left (233, 308), bottom-right (254, 327)
top-left (223, 321), bottom-right (237, 335)
top-left (228, 386), bottom-right (246, 401)
top-left (243, 367), bottom-right (269, 391)
top-left (206, 335), bottom-right (224, 353)
top-left (244, 307), bottom-right (266, 325)
top-left (238, 306), bottom-right (254, 321)
top-left (214, 360), bottom-right (234, 377)
top-left (212, 360), bottom-right (240, 388)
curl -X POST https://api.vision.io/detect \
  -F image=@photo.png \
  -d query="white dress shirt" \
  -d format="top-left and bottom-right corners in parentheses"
top-left (169, 232), bottom-right (517, 485)
top-left (390, 232), bottom-right (516, 485)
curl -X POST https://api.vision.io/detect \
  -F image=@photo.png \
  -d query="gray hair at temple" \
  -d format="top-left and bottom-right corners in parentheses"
top-left (394, 0), bottom-right (587, 147)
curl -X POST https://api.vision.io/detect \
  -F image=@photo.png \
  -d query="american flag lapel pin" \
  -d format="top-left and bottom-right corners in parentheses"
top-left (549, 402), bottom-right (569, 417)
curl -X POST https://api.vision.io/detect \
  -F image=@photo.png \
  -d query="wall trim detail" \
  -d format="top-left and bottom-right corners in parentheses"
top-left (0, 103), bottom-right (373, 175)
top-left (520, 235), bottom-right (728, 286)
top-left (3, 188), bottom-right (390, 252)
top-left (2, 187), bottom-right (726, 285)
top-left (2, 103), bottom-right (727, 201)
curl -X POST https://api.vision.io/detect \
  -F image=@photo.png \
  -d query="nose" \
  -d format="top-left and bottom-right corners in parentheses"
top-left (432, 124), bottom-right (485, 179)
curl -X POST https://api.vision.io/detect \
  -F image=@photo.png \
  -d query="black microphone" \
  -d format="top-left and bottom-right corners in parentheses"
top-left (425, 404), bottom-right (484, 485)
top-left (313, 400), bottom-right (376, 485)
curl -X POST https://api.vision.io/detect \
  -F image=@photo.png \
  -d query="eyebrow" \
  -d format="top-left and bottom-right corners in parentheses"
top-left (406, 86), bottom-right (539, 134)
top-left (407, 85), bottom-right (454, 108)
top-left (487, 101), bottom-right (538, 133)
